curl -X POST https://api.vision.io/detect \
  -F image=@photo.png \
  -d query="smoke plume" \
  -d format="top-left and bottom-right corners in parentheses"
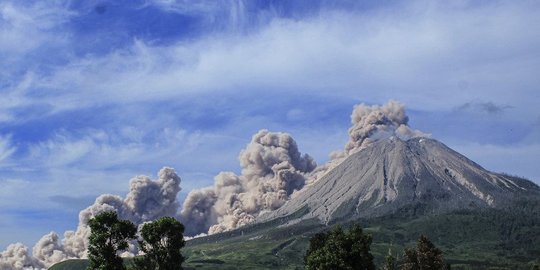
top-left (181, 129), bottom-right (316, 235)
top-left (31, 233), bottom-right (67, 268)
top-left (0, 243), bottom-right (40, 270)
top-left (345, 100), bottom-right (427, 154)
top-left (308, 100), bottom-right (428, 184)
top-left (0, 167), bottom-right (182, 269)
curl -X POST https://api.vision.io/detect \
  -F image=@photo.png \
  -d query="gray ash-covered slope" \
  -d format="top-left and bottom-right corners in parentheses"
top-left (258, 137), bottom-right (540, 224)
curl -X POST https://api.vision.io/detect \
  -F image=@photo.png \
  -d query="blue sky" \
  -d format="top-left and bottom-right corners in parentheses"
top-left (1, 0), bottom-right (540, 249)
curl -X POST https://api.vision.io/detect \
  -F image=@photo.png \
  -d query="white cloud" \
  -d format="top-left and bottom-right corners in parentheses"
top-left (144, 0), bottom-right (227, 15)
top-left (2, 0), bottom-right (534, 124)
top-left (0, 178), bottom-right (32, 207)
top-left (0, 1), bottom-right (71, 54)
top-left (24, 127), bottom-right (197, 172)
top-left (0, 135), bottom-right (16, 163)
top-left (0, 1), bottom-right (73, 124)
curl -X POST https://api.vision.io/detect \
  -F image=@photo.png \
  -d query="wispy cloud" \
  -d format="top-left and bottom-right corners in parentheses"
top-left (0, 135), bottom-right (16, 162)
top-left (0, 1), bottom-right (71, 55)
top-left (3, 0), bottom-right (540, 125)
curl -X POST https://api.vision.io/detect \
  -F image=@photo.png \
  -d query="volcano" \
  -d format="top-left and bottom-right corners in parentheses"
top-left (179, 136), bottom-right (540, 268)
top-left (258, 136), bottom-right (540, 225)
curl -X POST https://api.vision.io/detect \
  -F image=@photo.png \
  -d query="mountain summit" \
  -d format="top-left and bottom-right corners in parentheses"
top-left (259, 137), bottom-right (540, 224)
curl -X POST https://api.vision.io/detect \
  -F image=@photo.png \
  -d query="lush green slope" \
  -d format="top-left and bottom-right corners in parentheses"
top-left (50, 199), bottom-right (540, 270)
top-left (48, 260), bottom-right (88, 270)
top-left (183, 202), bottom-right (540, 270)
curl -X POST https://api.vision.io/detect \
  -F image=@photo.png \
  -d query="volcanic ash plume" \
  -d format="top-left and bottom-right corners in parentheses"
top-left (32, 233), bottom-right (67, 268)
top-left (0, 243), bottom-right (40, 270)
top-left (308, 100), bottom-right (428, 184)
top-left (0, 167), bottom-right (182, 269)
top-left (345, 100), bottom-right (427, 154)
top-left (181, 129), bottom-right (316, 235)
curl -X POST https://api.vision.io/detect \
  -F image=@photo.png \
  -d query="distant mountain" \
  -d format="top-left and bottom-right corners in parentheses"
top-left (259, 137), bottom-right (540, 225)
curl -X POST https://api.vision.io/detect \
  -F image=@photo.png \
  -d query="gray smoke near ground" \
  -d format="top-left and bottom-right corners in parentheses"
top-left (0, 243), bottom-right (41, 270)
top-left (31, 233), bottom-right (67, 268)
top-left (0, 167), bottom-right (182, 269)
top-left (307, 100), bottom-right (428, 184)
top-left (181, 129), bottom-right (316, 235)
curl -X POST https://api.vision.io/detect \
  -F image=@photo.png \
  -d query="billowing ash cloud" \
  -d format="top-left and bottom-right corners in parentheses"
top-left (0, 243), bottom-right (40, 270)
top-left (345, 100), bottom-right (427, 154)
top-left (0, 167), bottom-right (182, 269)
top-left (308, 100), bottom-right (428, 184)
top-left (181, 129), bottom-right (316, 235)
top-left (32, 233), bottom-right (67, 268)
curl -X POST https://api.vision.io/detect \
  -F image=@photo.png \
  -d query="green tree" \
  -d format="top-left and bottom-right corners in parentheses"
top-left (87, 211), bottom-right (137, 270)
top-left (401, 247), bottom-right (419, 270)
top-left (384, 249), bottom-right (397, 270)
top-left (134, 216), bottom-right (186, 270)
top-left (304, 231), bottom-right (328, 265)
top-left (305, 224), bottom-right (375, 270)
top-left (400, 235), bottom-right (446, 270)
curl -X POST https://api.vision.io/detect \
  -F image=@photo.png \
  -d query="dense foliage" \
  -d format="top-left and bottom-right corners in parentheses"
top-left (304, 224), bottom-right (375, 270)
top-left (401, 235), bottom-right (447, 270)
top-left (134, 216), bottom-right (186, 270)
top-left (87, 211), bottom-right (137, 270)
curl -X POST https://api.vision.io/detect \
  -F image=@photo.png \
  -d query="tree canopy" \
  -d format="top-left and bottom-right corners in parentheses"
top-left (401, 235), bottom-right (447, 270)
top-left (304, 224), bottom-right (375, 270)
top-left (87, 211), bottom-right (137, 270)
top-left (134, 216), bottom-right (186, 270)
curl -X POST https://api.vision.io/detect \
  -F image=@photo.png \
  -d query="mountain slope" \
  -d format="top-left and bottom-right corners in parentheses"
top-left (259, 137), bottom-right (540, 224)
